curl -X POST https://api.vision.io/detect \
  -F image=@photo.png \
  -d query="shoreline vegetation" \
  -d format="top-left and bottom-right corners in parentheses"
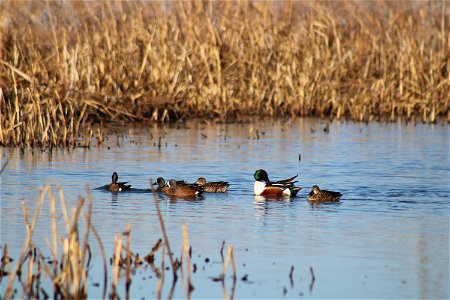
top-left (0, 1), bottom-right (448, 148)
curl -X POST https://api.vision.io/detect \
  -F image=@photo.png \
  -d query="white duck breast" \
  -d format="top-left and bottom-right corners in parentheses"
top-left (254, 181), bottom-right (267, 196)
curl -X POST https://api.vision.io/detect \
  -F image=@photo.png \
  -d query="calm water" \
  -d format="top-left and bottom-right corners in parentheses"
top-left (1, 119), bottom-right (448, 299)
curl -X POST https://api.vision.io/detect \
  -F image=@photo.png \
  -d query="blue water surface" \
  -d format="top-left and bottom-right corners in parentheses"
top-left (1, 119), bottom-right (448, 299)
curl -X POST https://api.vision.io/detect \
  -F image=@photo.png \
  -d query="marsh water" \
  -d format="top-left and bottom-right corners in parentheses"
top-left (1, 119), bottom-right (448, 299)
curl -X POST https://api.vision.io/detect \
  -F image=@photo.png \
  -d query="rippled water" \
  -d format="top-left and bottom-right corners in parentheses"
top-left (1, 119), bottom-right (448, 299)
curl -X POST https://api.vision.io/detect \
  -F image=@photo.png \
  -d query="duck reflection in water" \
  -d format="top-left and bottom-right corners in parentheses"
top-left (253, 196), bottom-right (295, 220)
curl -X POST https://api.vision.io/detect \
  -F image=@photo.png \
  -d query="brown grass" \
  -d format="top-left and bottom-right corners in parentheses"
top-left (1, 184), bottom-right (236, 299)
top-left (0, 1), bottom-right (448, 148)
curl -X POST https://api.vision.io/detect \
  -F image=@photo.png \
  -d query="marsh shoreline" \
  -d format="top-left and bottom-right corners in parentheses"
top-left (0, 1), bottom-right (448, 148)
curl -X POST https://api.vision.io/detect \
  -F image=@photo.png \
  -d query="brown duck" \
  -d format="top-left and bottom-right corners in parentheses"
top-left (194, 177), bottom-right (229, 193)
top-left (153, 177), bottom-right (186, 192)
top-left (165, 179), bottom-right (204, 198)
top-left (108, 172), bottom-right (131, 192)
top-left (307, 185), bottom-right (341, 202)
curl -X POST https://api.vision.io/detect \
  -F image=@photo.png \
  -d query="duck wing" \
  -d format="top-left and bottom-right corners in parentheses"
top-left (272, 174), bottom-right (298, 185)
top-left (323, 190), bottom-right (342, 198)
top-left (207, 181), bottom-right (229, 186)
top-left (204, 181), bottom-right (230, 192)
top-left (317, 190), bottom-right (341, 201)
top-left (121, 184), bottom-right (131, 191)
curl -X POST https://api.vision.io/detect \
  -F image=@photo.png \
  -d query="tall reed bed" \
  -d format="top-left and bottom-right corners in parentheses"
top-left (0, 1), bottom-right (448, 148)
top-left (1, 184), bottom-right (237, 299)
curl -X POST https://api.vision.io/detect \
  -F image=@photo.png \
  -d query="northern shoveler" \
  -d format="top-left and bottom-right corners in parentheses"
top-left (307, 185), bottom-right (341, 202)
top-left (253, 169), bottom-right (301, 197)
top-left (108, 172), bottom-right (131, 192)
top-left (194, 177), bottom-right (229, 193)
top-left (165, 179), bottom-right (204, 198)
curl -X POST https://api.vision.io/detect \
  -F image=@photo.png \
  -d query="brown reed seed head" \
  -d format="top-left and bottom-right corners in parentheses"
top-left (0, 1), bottom-right (447, 147)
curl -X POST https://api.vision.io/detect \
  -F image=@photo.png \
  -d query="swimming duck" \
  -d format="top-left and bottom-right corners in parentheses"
top-left (108, 172), bottom-right (131, 192)
top-left (153, 177), bottom-right (186, 192)
top-left (307, 185), bottom-right (341, 202)
top-left (253, 169), bottom-right (301, 197)
top-left (194, 177), bottom-right (229, 193)
top-left (165, 179), bottom-right (204, 198)
top-left (153, 177), bottom-right (169, 192)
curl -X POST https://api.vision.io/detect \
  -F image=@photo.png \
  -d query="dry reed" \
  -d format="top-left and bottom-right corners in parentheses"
top-left (0, 1), bottom-right (447, 148)
top-left (2, 186), bottom-right (107, 299)
top-left (2, 183), bottom-right (238, 299)
top-left (221, 246), bottom-right (237, 300)
top-left (182, 224), bottom-right (194, 298)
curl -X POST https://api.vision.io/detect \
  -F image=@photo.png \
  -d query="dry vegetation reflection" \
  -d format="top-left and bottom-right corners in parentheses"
top-left (0, 1), bottom-right (448, 147)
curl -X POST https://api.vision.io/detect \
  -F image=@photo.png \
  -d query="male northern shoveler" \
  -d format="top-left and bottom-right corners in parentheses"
top-left (108, 172), bottom-right (131, 192)
top-left (253, 169), bottom-right (301, 197)
top-left (194, 177), bottom-right (229, 193)
top-left (307, 185), bottom-right (341, 202)
top-left (165, 179), bottom-right (204, 198)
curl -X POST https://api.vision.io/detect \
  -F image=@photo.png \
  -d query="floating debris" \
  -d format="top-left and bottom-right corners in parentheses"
top-left (289, 265), bottom-right (294, 288)
top-left (220, 240), bottom-right (226, 262)
top-left (309, 267), bottom-right (315, 292)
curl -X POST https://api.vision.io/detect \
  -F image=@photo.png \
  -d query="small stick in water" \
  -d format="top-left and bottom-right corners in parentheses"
top-left (220, 240), bottom-right (225, 262)
top-left (309, 267), bottom-right (315, 292)
top-left (289, 265), bottom-right (294, 288)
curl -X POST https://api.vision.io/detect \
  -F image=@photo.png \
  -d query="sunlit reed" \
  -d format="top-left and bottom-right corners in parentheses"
top-left (1, 184), bottom-right (237, 299)
top-left (0, 1), bottom-right (447, 148)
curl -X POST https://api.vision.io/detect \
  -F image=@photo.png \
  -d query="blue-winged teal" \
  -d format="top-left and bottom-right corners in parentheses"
top-left (153, 177), bottom-right (169, 192)
top-left (165, 179), bottom-right (204, 198)
top-left (253, 169), bottom-right (301, 197)
top-left (307, 185), bottom-right (341, 202)
top-left (194, 177), bottom-right (229, 193)
top-left (153, 177), bottom-right (186, 192)
top-left (108, 172), bottom-right (131, 192)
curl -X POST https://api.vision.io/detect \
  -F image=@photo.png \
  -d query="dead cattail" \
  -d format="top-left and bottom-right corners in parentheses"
top-left (0, 1), bottom-right (445, 148)
top-left (182, 224), bottom-right (194, 297)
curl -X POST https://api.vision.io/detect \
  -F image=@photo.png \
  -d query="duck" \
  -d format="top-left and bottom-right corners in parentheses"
top-left (108, 172), bottom-right (131, 192)
top-left (253, 169), bottom-right (301, 197)
top-left (164, 179), bottom-right (204, 198)
top-left (153, 177), bottom-right (186, 192)
top-left (153, 177), bottom-right (169, 192)
top-left (307, 185), bottom-right (342, 202)
top-left (194, 177), bottom-right (229, 193)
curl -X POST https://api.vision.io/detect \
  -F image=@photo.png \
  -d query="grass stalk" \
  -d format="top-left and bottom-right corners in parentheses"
top-left (156, 245), bottom-right (166, 300)
top-left (4, 187), bottom-right (46, 298)
top-left (89, 222), bottom-right (108, 300)
top-left (150, 178), bottom-right (178, 281)
top-left (182, 224), bottom-right (194, 298)
top-left (124, 224), bottom-right (132, 300)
